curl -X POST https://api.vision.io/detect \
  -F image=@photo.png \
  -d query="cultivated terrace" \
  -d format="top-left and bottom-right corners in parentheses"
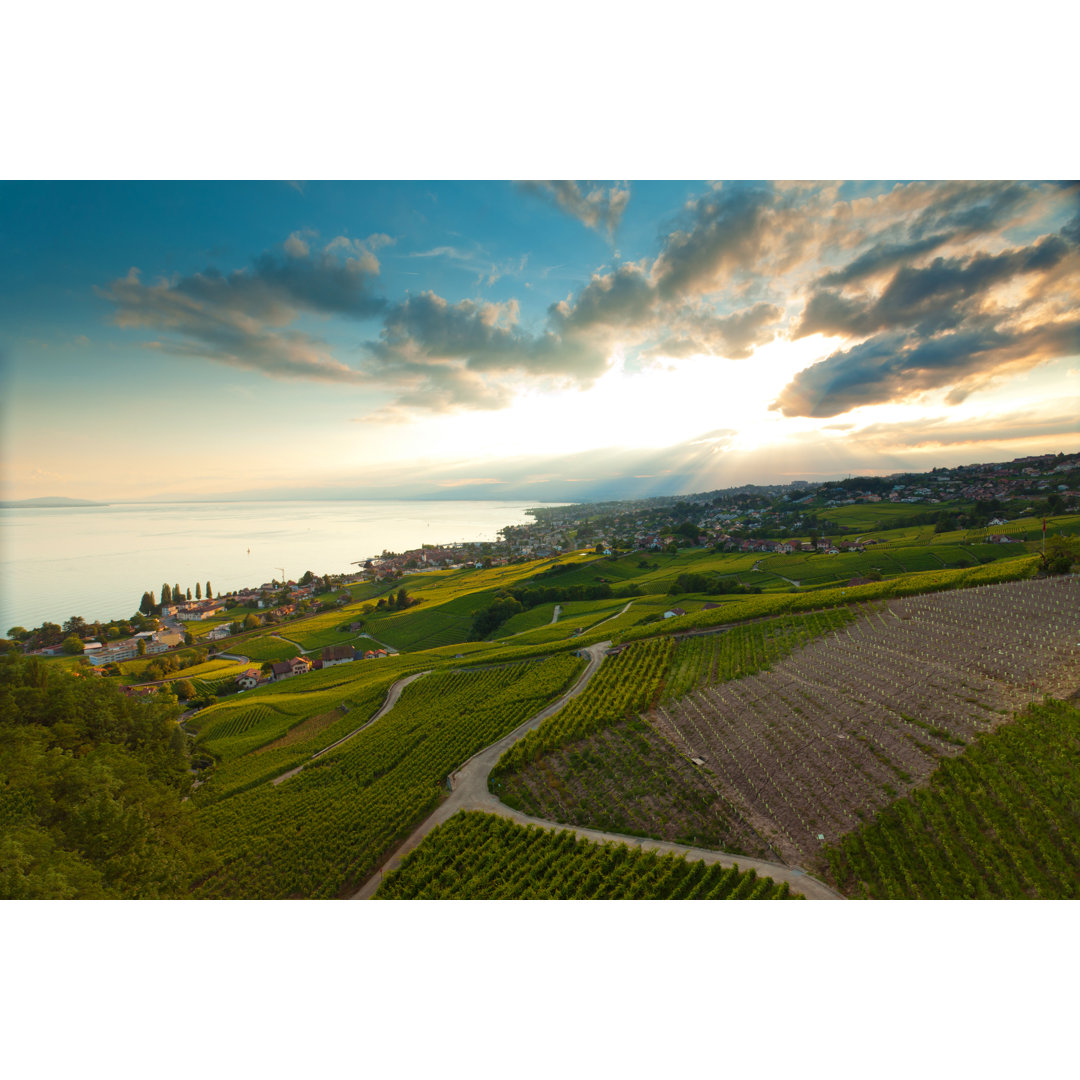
top-left (3, 452), bottom-right (1080, 899)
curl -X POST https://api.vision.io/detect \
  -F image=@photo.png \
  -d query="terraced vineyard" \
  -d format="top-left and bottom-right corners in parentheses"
top-left (824, 698), bottom-right (1080, 898)
top-left (492, 637), bottom-right (673, 776)
top-left (191, 653), bottom-right (586, 897)
top-left (495, 609), bottom-right (858, 856)
top-left (645, 576), bottom-right (1080, 864)
top-left (374, 812), bottom-right (800, 899)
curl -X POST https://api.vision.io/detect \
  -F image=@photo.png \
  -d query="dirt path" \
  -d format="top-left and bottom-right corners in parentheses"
top-left (590, 599), bottom-right (634, 628)
top-left (550, 604), bottom-right (562, 624)
top-left (352, 641), bottom-right (842, 900)
top-left (352, 641), bottom-right (610, 898)
top-left (270, 670), bottom-right (430, 785)
top-left (753, 559), bottom-right (799, 587)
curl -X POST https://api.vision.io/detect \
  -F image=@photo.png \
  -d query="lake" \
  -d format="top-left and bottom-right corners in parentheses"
top-left (0, 499), bottom-right (566, 632)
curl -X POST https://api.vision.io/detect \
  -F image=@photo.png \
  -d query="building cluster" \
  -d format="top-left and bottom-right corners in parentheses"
top-left (234, 643), bottom-right (390, 690)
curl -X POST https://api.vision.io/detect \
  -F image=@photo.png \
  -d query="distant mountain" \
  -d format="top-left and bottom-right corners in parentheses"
top-left (0, 496), bottom-right (108, 508)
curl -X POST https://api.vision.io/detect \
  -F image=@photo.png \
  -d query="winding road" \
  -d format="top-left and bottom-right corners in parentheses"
top-left (351, 640), bottom-right (842, 900)
top-left (270, 670), bottom-right (430, 785)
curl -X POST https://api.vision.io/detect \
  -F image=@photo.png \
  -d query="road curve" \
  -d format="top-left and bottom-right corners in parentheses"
top-left (271, 670), bottom-right (430, 786)
top-left (353, 640), bottom-right (842, 900)
top-left (352, 642), bottom-right (609, 898)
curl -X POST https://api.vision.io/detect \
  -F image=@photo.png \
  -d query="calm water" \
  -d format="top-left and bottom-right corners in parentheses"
top-left (0, 500), bottom-right (565, 631)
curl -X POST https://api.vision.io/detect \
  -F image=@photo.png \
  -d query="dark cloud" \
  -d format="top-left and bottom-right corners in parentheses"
top-left (652, 183), bottom-right (777, 300)
top-left (773, 318), bottom-right (1080, 418)
top-left (818, 233), bottom-right (952, 287)
top-left (517, 181), bottom-right (630, 240)
top-left (797, 234), bottom-right (1075, 341)
top-left (101, 233), bottom-right (388, 384)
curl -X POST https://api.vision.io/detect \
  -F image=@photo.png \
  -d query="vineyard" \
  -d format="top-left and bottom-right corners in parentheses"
top-left (494, 609), bottom-right (857, 855)
top-left (644, 575), bottom-right (1080, 864)
top-left (491, 637), bottom-right (673, 776)
top-left (374, 811), bottom-right (800, 899)
top-left (661, 609), bottom-right (855, 702)
top-left (614, 553), bottom-right (1039, 642)
top-left (190, 653), bottom-right (586, 897)
top-left (824, 698), bottom-right (1080, 898)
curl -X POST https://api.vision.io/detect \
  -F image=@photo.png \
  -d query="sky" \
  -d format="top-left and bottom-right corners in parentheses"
top-left (2, 178), bottom-right (1078, 502)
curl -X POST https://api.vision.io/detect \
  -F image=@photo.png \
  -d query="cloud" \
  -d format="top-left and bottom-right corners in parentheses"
top-left (101, 232), bottom-right (388, 384)
top-left (851, 402), bottom-right (1080, 450)
top-left (772, 318), bottom-right (1080, 418)
top-left (517, 181), bottom-right (631, 240)
top-left (100, 181), bottom-right (1079, 424)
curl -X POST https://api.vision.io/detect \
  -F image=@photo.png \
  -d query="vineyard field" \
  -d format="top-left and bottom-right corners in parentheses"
top-left (644, 576), bottom-right (1080, 864)
top-left (374, 811), bottom-right (800, 899)
top-left (492, 637), bottom-right (673, 776)
top-left (824, 698), bottom-right (1080, 898)
top-left (495, 609), bottom-right (855, 856)
top-left (191, 653), bottom-right (587, 897)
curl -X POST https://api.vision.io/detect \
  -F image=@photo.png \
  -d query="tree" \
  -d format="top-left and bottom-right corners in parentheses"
top-left (243, 614), bottom-right (260, 631)
top-left (7, 627), bottom-right (27, 642)
top-left (299, 570), bottom-right (315, 586)
top-left (137, 639), bottom-right (147, 656)
top-left (174, 585), bottom-right (182, 604)
top-left (174, 679), bottom-right (196, 701)
top-left (63, 616), bottom-right (88, 638)
top-left (61, 636), bottom-right (85, 655)
top-left (161, 583), bottom-right (172, 605)
top-left (1044, 535), bottom-right (1080, 575)
top-left (205, 582), bottom-right (212, 599)
top-left (139, 592), bottom-right (154, 616)
top-left (195, 582), bottom-right (202, 600)
top-left (186, 588), bottom-right (192, 601)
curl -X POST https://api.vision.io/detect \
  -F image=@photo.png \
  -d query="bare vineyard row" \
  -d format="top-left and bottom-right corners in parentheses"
top-left (646, 576), bottom-right (1080, 864)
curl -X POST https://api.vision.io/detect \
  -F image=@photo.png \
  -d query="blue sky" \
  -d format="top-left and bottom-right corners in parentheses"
top-left (2, 179), bottom-right (1078, 502)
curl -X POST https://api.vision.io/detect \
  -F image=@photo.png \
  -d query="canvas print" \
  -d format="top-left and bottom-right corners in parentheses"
top-left (2, 180), bottom-right (1079, 900)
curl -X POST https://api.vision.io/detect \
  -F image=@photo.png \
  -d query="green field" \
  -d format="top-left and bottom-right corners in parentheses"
top-left (823, 699), bottom-right (1080, 899)
top-left (375, 812), bottom-right (800, 899)
top-left (191, 653), bottom-right (586, 897)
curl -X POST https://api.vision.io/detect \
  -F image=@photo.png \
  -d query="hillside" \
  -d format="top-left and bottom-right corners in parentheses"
top-left (8, 507), bottom-right (1080, 900)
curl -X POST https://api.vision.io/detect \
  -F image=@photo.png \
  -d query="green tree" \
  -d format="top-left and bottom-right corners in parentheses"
top-left (195, 582), bottom-right (201, 600)
top-left (174, 585), bottom-right (182, 604)
top-left (137, 639), bottom-right (147, 656)
top-left (139, 592), bottom-right (153, 616)
top-left (7, 627), bottom-right (28, 641)
top-left (205, 581), bottom-right (212, 599)
top-left (63, 616), bottom-right (87, 638)
top-left (1044, 535), bottom-right (1080, 575)
top-left (174, 679), bottom-right (196, 700)
top-left (243, 614), bottom-right (260, 631)
top-left (61, 636), bottom-right (85, 655)
top-left (161, 583), bottom-right (172, 605)
top-left (185, 588), bottom-right (192, 601)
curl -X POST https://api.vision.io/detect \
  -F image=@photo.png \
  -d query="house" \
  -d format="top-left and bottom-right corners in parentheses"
top-left (236, 670), bottom-right (260, 690)
top-left (289, 656), bottom-right (311, 676)
top-left (321, 644), bottom-right (357, 667)
top-left (269, 661), bottom-right (294, 681)
top-left (206, 624), bottom-right (232, 641)
top-left (663, 607), bottom-right (687, 619)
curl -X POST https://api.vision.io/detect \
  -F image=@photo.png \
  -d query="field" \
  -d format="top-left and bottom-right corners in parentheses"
top-left (823, 698), bottom-right (1080, 898)
top-left (191, 653), bottom-right (586, 897)
top-left (375, 811), bottom-right (800, 899)
top-left (145, 515), bottom-right (1080, 902)
top-left (645, 576), bottom-right (1080, 864)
